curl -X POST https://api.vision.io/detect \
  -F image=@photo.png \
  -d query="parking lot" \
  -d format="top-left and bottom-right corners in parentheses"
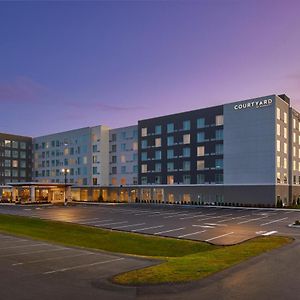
top-left (1, 203), bottom-right (300, 245)
top-left (0, 232), bottom-right (154, 300)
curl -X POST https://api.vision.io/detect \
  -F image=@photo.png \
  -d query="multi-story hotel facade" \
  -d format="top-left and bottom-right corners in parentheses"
top-left (33, 126), bottom-right (110, 186)
top-left (1, 93), bottom-right (300, 207)
top-left (109, 125), bottom-right (138, 186)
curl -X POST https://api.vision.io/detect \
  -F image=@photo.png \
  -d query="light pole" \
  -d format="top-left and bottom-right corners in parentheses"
top-left (62, 168), bottom-right (70, 206)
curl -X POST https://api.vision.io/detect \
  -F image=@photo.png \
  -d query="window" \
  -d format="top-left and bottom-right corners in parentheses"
top-left (5, 160), bottom-right (11, 167)
top-left (215, 174), bottom-right (223, 184)
top-left (4, 169), bottom-right (11, 177)
top-left (216, 129), bottom-right (223, 140)
top-left (155, 125), bottom-right (162, 135)
top-left (167, 123), bottom-right (174, 133)
top-left (197, 132), bottom-right (205, 143)
top-left (277, 172), bottom-right (281, 183)
top-left (277, 124), bottom-right (281, 136)
top-left (284, 158), bottom-right (287, 169)
top-left (155, 150), bottom-right (161, 160)
top-left (121, 131), bottom-right (126, 139)
top-left (155, 176), bottom-right (161, 184)
top-left (12, 160), bottom-right (18, 168)
top-left (284, 143), bottom-right (287, 154)
top-left (5, 140), bottom-right (11, 147)
top-left (133, 165), bottom-right (138, 173)
top-left (141, 140), bottom-right (147, 149)
top-left (155, 163), bottom-right (161, 172)
top-left (215, 115), bottom-right (224, 126)
top-left (293, 161), bottom-right (296, 171)
top-left (183, 134), bottom-right (190, 144)
top-left (155, 138), bottom-right (161, 147)
top-left (20, 151), bottom-right (26, 159)
top-left (197, 174), bottom-right (205, 184)
top-left (121, 155), bottom-right (126, 163)
top-left (183, 120), bottom-right (190, 131)
top-left (141, 164), bottom-right (147, 173)
top-left (141, 152), bottom-right (147, 161)
top-left (284, 127), bottom-right (287, 139)
top-left (141, 127), bottom-right (147, 137)
top-left (183, 175), bottom-right (190, 184)
top-left (284, 112), bottom-right (287, 123)
top-left (167, 162), bottom-right (174, 171)
top-left (183, 147), bottom-right (190, 157)
top-left (121, 166), bottom-right (126, 174)
top-left (12, 141), bottom-right (18, 148)
top-left (93, 167), bottom-right (97, 175)
top-left (112, 133), bottom-right (116, 141)
top-left (167, 175), bottom-right (174, 184)
top-left (215, 159), bottom-right (223, 169)
top-left (141, 177), bottom-right (147, 184)
top-left (12, 150), bottom-right (18, 158)
top-left (197, 160), bottom-right (205, 170)
top-left (277, 107), bottom-right (281, 120)
top-left (293, 146), bottom-right (296, 157)
top-left (293, 118), bottom-right (297, 129)
top-left (277, 140), bottom-right (280, 152)
top-left (92, 145), bottom-right (97, 152)
top-left (5, 150), bottom-right (11, 157)
top-left (133, 153), bottom-right (138, 161)
top-left (167, 136), bottom-right (174, 146)
top-left (183, 161), bottom-right (190, 171)
top-left (121, 143), bottom-right (126, 151)
top-left (215, 144), bottom-right (223, 154)
top-left (197, 118), bottom-right (205, 128)
top-left (132, 142), bottom-right (138, 151)
top-left (167, 149), bottom-right (174, 159)
top-left (197, 146), bottom-right (205, 156)
top-left (277, 156), bottom-right (281, 168)
top-left (111, 144), bottom-right (117, 152)
top-left (293, 133), bottom-right (296, 143)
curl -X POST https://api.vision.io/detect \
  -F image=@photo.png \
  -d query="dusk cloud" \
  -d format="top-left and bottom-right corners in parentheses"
top-left (0, 76), bottom-right (46, 103)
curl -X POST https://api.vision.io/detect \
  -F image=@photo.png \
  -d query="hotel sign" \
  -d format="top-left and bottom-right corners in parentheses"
top-left (234, 98), bottom-right (273, 110)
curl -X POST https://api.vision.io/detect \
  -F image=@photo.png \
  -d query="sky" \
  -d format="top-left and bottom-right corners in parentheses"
top-left (0, 0), bottom-right (300, 137)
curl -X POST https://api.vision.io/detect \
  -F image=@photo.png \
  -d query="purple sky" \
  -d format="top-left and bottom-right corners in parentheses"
top-left (1, 0), bottom-right (300, 137)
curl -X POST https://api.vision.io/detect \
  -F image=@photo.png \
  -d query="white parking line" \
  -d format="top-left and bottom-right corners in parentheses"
top-left (217, 215), bottom-right (248, 223)
top-left (0, 243), bottom-right (46, 250)
top-left (131, 225), bottom-right (164, 232)
top-left (260, 217), bottom-right (288, 226)
top-left (154, 227), bottom-right (185, 235)
top-left (204, 223), bottom-right (228, 227)
top-left (0, 248), bottom-right (68, 258)
top-left (43, 257), bottom-right (124, 274)
top-left (178, 230), bottom-right (206, 238)
top-left (164, 214), bottom-right (188, 219)
top-left (262, 231), bottom-right (278, 236)
top-left (113, 223), bottom-right (146, 229)
top-left (192, 225), bottom-right (214, 228)
top-left (205, 232), bottom-right (234, 242)
top-left (237, 216), bottom-right (268, 224)
top-left (12, 252), bottom-right (96, 266)
top-left (96, 221), bottom-right (128, 227)
top-left (81, 219), bottom-right (112, 224)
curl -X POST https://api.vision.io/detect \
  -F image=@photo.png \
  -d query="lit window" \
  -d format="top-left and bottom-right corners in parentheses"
top-left (141, 127), bottom-right (147, 137)
top-left (121, 155), bottom-right (126, 163)
top-left (293, 133), bottom-right (296, 143)
top-left (277, 172), bottom-right (281, 183)
top-left (132, 142), bottom-right (138, 151)
top-left (284, 127), bottom-right (287, 139)
top-left (284, 143), bottom-right (287, 154)
top-left (276, 124), bottom-right (280, 136)
top-left (293, 146), bottom-right (296, 157)
top-left (141, 164), bottom-right (147, 173)
top-left (283, 158), bottom-right (287, 169)
top-left (293, 118), bottom-right (297, 129)
top-left (167, 175), bottom-right (174, 184)
top-left (284, 112), bottom-right (287, 123)
top-left (183, 134), bottom-right (190, 144)
top-left (197, 160), bottom-right (205, 170)
top-left (293, 161), bottom-right (296, 171)
top-left (276, 107), bottom-right (280, 120)
top-left (197, 146), bottom-right (205, 156)
top-left (155, 138), bottom-right (161, 147)
top-left (277, 140), bottom-right (280, 152)
top-left (215, 115), bottom-right (224, 126)
top-left (12, 160), bottom-right (18, 168)
top-left (277, 156), bottom-right (281, 168)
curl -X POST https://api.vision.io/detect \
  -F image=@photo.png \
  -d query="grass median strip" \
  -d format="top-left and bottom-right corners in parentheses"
top-left (0, 214), bottom-right (293, 285)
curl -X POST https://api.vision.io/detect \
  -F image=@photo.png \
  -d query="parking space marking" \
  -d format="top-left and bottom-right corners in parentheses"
top-left (260, 217), bottom-right (288, 226)
top-left (205, 232), bottom-right (234, 242)
top-left (113, 223), bottom-right (146, 229)
top-left (164, 214), bottom-right (188, 219)
top-left (204, 223), bottom-right (227, 227)
top-left (96, 221), bottom-right (128, 227)
top-left (0, 247), bottom-right (68, 258)
top-left (131, 225), bottom-right (164, 232)
top-left (237, 216), bottom-right (269, 224)
top-left (262, 231), bottom-right (278, 236)
top-left (154, 227), bottom-right (185, 235)
top-left (43, 257), bottom-right (124, 274)
top-left (217, 215), bottom-right (248, 223)
top-left (83, 219), bottom-right (113, 224)
top-left (12, 252), bottom-right (96, 266)
top-left (178, 230), bottom-right (206, 238)
top-left (0, 243), bottom-right (46, 250)
top-left (192, 225), bottom-right (214, 228)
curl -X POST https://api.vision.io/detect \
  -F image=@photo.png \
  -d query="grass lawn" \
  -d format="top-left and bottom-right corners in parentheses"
top-left (0, 214), bottom-right (293, 285)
